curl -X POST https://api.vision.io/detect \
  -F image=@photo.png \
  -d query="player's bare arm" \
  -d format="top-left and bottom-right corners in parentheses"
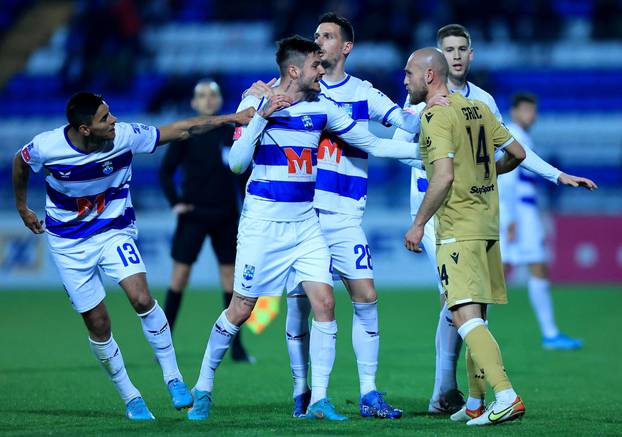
top-left (157, 107), bottom-right (256, 145)
top-left (405, 157), bottom-right (454, 252)
top-left (496, 140), bottom-right (526, 175)
top-left (12, 151), bottom-right (44, 234)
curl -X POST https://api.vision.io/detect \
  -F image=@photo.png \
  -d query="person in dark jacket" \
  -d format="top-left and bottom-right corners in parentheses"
top-left (160, 79), bottom-right (252, 362)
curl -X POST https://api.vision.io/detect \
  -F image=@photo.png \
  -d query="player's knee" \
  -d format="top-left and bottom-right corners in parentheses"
top-left (88, 314), bottom-right (111, 340)
top-left (312, 293), bottom-right (335, 320)
top-left (131, 293), bottom-right (155, 314)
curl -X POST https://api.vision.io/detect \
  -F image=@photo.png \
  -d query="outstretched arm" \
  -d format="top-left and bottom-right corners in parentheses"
top-left (338, 122), bottom-right (418, 159)
top-left (404, 157), bottom-right (454, 252)
top-left (12, 152), bottom-right (44, 234)
top-left (157, 108), bottom-right (256, 145)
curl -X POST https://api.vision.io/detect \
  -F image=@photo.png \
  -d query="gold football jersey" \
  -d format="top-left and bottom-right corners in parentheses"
top-left (419, 93), bottom-right (514, 243)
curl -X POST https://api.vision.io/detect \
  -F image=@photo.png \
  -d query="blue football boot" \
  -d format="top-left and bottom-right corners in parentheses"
top-left (126, 397), bottom-right (155, 420)
top-left (360, 391), bottom-right (402, 419)
top-left (303, 398), bottom-right (348, 421)
top-left (292, 390), bottom-right (311, 417)
top-left (167, 378), bottom-right (193, 410)
top-left (542, 333), bottom-right (583, 350)
top-left (187, 388), bottom-right (212, 420)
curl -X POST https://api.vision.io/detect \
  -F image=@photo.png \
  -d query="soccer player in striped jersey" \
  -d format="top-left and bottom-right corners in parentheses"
top-left (498, 93), bottom-right (583, 350)
top-left (188, 35), bottom-right (420, 422)
top-left (12, 92), bottom-right (254, 420)
top-left (394, 24), bottom-right (596, 417)
top-left (245, 13), bottom-right (446, 419)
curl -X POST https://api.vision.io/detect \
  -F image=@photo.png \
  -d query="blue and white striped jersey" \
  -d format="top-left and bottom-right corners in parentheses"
top-left (314, 74), bottom-right (420, 216)
top-left (20, 122), bottom-right (159, 240)
top-left (229, 92), bottom-right (418, 222)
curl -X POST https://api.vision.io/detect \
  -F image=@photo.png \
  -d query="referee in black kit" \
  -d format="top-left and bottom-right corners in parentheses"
top-left (160, 78), bottom-right (252, 362)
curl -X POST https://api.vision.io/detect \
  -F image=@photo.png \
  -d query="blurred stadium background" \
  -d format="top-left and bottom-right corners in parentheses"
top-left (0, 0), bottom-right (620, 289)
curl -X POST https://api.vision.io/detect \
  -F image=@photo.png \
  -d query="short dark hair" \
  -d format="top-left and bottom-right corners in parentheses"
top-left (437, 24), bottom-right (471, 48)
top-left (66, 92), bottom-right (104, 129)
top-left (276, 35), bottom-right (321, 76)
top-left (511, 92), bottom-right (538, 108)
top-left (318, 12), bottom-right (354, 43)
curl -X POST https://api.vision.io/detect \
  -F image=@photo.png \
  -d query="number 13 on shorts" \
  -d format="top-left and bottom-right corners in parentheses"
top-left (117, 242), bottom-right (141, 267)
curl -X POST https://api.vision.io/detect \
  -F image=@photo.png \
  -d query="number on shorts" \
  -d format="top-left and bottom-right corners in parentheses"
top-left (117, 243), bottom-right (140, 267)
top-left (437, 264), bottom-right (449, 286)
top-left (354, 244), bottom-right (373, 270)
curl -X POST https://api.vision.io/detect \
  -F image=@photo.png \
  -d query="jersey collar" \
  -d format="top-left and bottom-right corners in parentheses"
top-left (320, 74), bottom-right (351, 89)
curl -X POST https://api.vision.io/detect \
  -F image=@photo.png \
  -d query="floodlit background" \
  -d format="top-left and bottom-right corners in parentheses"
top-left (0, 0), bottom-right (620, 288)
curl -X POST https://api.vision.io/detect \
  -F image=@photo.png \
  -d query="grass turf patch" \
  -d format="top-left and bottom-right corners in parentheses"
top-left (0, 286), bottom-right (620, 436)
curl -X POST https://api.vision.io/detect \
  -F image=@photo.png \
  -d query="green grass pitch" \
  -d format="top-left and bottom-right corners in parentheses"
top-left (1, 286), bottom-right (620, 436)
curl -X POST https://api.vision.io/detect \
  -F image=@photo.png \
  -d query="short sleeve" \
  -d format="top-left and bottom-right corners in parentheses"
top-left (324, 98), bottom-right (357, 135)
top-left (19, 141), bottom-right (43, 173)
top-left (421, 109), bottom-right (455, 163)
top-left (483, 107), bottom-right (513, 149)
top-left (364, 81), bottom-right (400, 126)
top-left (117, 122), bottom-right (160, 154)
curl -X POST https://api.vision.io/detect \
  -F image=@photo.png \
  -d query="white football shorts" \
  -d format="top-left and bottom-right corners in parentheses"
top-left (500, 202), bottom-right (547, 265)
top-left (48, 227), bottom-right (147, 313)
top-left (233, 215), bottom-right (332, 298)
top-left (317, 210), bottom-right (375, 281)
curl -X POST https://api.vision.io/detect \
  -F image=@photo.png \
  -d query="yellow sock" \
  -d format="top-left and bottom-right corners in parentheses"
top-left (463, 325), bottom-right (512, 393)
top-left (466, 347), bottom-right (486, 400)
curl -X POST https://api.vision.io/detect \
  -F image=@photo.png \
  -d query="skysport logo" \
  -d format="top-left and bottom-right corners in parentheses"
top-left (470, 183), bottom-right (495, 194)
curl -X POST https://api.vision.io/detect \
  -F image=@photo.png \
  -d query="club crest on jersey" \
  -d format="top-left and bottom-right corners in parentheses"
top-left (102, 160), bottom-right (114, 175)
top-left (301, 115), bottom-right (314, 130)
top-left (242, 264), bottom-right (255, 281)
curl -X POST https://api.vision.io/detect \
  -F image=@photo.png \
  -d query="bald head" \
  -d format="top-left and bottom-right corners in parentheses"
top-left (410, 48), bottom-right (449, 82)
top-left (403, 47), bottom-right (450, 105)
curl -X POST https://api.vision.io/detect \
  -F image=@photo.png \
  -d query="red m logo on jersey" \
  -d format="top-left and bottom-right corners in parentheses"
top-left (283, 148), bottom-right (313, 175)
top-left (76, 194), bottom-right (106, 218)
top-left (318, 136), bottom-right (343, 164)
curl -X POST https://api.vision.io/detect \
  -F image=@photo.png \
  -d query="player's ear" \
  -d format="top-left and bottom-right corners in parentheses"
top-left (468, 48), bottom-right (474, 63)
top-left (342, 41), bottom-right (353, 56)
top-left (288, 64), bottom-right (299, 79)
top-left (78, 124), bottom-right (91, 137)
top-left (425, 68), bottom-right (434, 85)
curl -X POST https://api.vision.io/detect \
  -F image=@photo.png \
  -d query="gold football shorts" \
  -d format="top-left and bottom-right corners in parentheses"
top-left (436, 239), bottom-right (507, 308)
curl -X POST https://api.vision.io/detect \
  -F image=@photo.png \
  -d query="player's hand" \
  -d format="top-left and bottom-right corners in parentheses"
top-left (404, 223), bottom-right (424, 253)
top-left (557, 173), bottom-right (598, 190)
top-left (172, 203), bottom-right (194, 215)
top-left (258, 94), bottom-right (293, 118)
top-left (422, 93), bottom-right (450, 113)
top-left (243, 78), bottom-right (277, 99)
top-left (234, 107), bottom-right (256, 125)
top-left (19, 207), bottom-right (44, 234)
top-left (507, 222), bottom-right (516, 242)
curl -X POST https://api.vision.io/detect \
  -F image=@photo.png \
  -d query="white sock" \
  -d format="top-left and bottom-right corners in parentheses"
top-left (138, 301), bottom-right (182, 383)
top-left (89, 335), bottom-right (141, 404)
top-left (495, 387), bottom-right (518, 406)
top-left (195, 310), bottom-right (239, 392)
top-left (309, 319), bottom-right (337, 405)
top-left (286, 296), bottom-right (311, 398)
top-left (466, 396), bottom-right (484, 410)
top-left (528, 276), bottom-right (559, 338)
top-left (352, 301), bottom-right (379, 396)
top-left (431, 302), bottom-right (462, 401)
